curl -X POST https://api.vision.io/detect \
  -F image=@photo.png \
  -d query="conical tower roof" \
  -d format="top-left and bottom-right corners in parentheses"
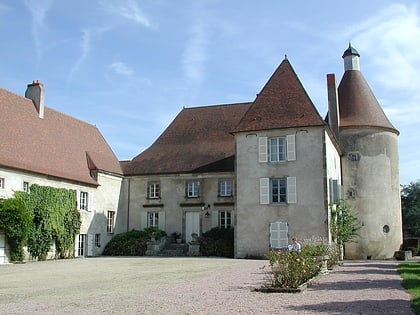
top-left (232, 57), bottom-right (325, 133)
top-left (338, 44), bottom-right (399, 134)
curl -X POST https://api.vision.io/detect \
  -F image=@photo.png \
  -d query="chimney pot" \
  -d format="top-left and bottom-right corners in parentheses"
top-left (25, 80), bottom-right (45, 119)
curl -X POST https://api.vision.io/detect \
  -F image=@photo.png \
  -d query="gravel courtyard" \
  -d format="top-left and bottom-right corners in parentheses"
top-left (0, 257), bottom-right (414, 314)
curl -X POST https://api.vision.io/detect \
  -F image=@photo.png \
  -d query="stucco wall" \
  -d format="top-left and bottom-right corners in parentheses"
top-left (235, 127), bottom-right (336, 258)
top-left (124, 172), bottom-right (235, 241)
top-left (0, 167), bottom-right (122, 260)
top-left (340, 129), bottom-right (402, 259)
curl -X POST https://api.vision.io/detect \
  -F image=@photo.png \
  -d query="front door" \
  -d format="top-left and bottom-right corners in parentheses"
top-left (185, 211), bottom-right (200, 243)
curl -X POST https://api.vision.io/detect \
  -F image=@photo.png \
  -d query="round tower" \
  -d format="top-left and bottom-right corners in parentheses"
top-left (338, 43), bottom-right (402, 259)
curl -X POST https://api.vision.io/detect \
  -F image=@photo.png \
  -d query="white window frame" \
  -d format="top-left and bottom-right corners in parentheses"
top-left (270, 178), bottom-right (287, 204)
top-left (219, 180), bottom-right (233, 197)
top-left (269, 137), bottom-right (287, 162)
top-left (260, 177), bottom-right (297, 204)
top-left (107, 211), bottom-right (115, 233)
top-left (148, 182), bottom-right (160, 199)
top-left (78, 234), bottom-right (85, 256)
top-left (259, 134), bottom-right (296, 163)
top-left (0, 178), bottom-right (4, 189)
top-left (219, 211), bottom-right (232, 229)
top-left (79, 191), bottom-right (89, 211)
top-left (186, 181), bottom-right (200, 198)
top-left (147, 212), bottom-right (159, 228)
top-left (23, 181), bottom-right (30, 192)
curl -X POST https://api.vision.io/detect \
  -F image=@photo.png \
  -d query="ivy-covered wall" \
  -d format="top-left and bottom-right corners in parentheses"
top-left (0, 184), bottom-right (81, 261)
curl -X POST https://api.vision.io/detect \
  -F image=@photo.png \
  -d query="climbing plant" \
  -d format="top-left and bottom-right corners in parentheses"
top-left (329, 199), bottom-right (360, 259)
top-left (0, 184), bottom-right (81, 261)
top-left (0, 198), bottom-right (33, 261)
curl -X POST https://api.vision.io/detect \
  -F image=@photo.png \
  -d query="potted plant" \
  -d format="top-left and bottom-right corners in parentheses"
top-left (172, 232), bottom-right (182, 243)
top-left (191, 232), bottom-right (199, 242)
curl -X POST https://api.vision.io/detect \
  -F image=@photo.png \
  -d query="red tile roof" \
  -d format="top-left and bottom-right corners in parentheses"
top-left (338, 70), bottom-right (399, 134)
top-left (232, 58), bottom-right (326, 133)
top-left (124, 103), bottom-right (251, 175)
top-left (0, 87), bottom-right (122, 185)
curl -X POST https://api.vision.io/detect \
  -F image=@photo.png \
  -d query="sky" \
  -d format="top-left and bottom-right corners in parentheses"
top-left (0, 1), bottom-right (419, 185)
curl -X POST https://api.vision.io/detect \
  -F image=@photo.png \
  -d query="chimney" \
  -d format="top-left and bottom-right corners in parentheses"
top-left (25, 80), bottom-right (45, 119)
top-left (327, 73), bottom-right (340, 141)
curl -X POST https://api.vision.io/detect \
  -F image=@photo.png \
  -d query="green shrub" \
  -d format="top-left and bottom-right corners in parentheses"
top-left (0, 198), bottom-right (33, 262)
top-left (199, 227), bottom-right (234, 258)
top-left (103, 228), bottom-right (166, 256)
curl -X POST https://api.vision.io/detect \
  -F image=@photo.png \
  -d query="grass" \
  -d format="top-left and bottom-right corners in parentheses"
top-left (398, 262), bottom-right (420, 314)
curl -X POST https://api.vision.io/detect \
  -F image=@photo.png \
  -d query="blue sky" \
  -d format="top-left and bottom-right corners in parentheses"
top-left (0, 1), bottom-right (419, 185)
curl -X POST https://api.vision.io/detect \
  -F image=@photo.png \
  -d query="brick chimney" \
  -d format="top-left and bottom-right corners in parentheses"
top-left (327, 73), bottom-right (340, 141)
top-left (25, 80), bottom-right (45, 119)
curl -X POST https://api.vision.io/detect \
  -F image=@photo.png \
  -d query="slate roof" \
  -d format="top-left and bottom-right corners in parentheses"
top-left (123, 103), bottom-right (251, 175)
top-left (0, 87), bottom-right (122, 186)
top-left (338, 70), bottom-right (399, 134)
top-left (232, 57), bottom-right (326, 133)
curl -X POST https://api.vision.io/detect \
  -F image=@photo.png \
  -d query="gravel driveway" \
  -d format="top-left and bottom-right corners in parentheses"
top-left (0, 257), bottom-right (414, 314)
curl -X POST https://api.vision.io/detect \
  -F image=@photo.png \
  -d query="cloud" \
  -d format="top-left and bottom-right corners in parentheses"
top-left (24, 0), bottom-right (54, 65)
top-left (182, 23), bottom-right (210, 84)
top-left (67, 27), bottom-right (110, 84)
top-left (338, 4), bottom-right (420, 128)
top-left (109, 61), bottom-right (133, 76)
top-left (100, 0), bottom-right (153, 28)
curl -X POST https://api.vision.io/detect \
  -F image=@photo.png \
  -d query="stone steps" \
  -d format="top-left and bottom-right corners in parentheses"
top-left (158, 243), bottom-right (188, 257)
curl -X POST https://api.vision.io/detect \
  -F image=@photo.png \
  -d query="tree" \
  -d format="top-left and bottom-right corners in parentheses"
top-left (329, 199), bottom-right (360, 260)
top-left (401, 180), bottom-right (420, 238)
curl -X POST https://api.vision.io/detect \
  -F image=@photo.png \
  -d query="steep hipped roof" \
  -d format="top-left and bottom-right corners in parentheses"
top-left (0, 87), bottom-right (122, 185)
top-left (232, 57), bottom-right (326, 133)
top-left (123, 103), bottom-right (250, 175)
top-left (338, 70), bottom-right (399, 134)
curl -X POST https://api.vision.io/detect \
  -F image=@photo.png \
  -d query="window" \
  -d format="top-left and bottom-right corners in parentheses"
top-left (147, 212), bottom-right (159, 228)
top-left (107, 211), bottom-right (115, 233)
top-left (348, 153), bottom-right (359, 161)
top-left (260, 177), bottom-right (297, 205)
top-left (0, 178), bottom-right (4, 189)
top-left (95, 234), bottom-right (101, 247)
top-left (148, 182), bottom-right (160, 199)
top-left (78, 234), bottom-right (85, 256)
top-left (259, 135), bottom-right (296, 163)
top-left (186, 181), bottom-right (200, 198)
top-left (79, 191), bottom-right (89, 211)
top-left (23, 181), bottom-right (30, 192)
top-left (269, 137), bottom-right (286, 162)
top-left (219, 180), bottom-right (232, 197)
top-left (271, 178), bottom-right (287, 204)
top-left (220, 211), bottom-right (232, 229)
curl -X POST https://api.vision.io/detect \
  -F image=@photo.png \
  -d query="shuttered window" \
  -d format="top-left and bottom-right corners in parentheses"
top-left (260, 177), bottom-right (297, 204)
top-left (259, 134), bottom-right (296, 163)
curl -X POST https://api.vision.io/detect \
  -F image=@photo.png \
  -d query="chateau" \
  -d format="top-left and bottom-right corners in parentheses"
top-left (0, 44), bottom-right (402, 262)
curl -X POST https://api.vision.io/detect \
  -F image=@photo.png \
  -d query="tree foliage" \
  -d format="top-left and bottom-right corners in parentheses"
top-left (401, 180), bottom-right (420, 238)
top-left (329, 199), bottom-right (360, 257)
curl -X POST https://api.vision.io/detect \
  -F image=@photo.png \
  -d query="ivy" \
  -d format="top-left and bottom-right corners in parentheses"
top-left (0, 184), bottom-right (81, 261)
top-left (0, 198), bottom-right (32, 261)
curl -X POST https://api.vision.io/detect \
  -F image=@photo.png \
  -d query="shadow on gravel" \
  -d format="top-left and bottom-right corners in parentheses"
top-left (287, 299), bottom-right (413, 315)
top-left (313, 279), bottom-right (404, 291)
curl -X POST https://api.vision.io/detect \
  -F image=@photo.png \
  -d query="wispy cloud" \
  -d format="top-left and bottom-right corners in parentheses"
top-left (340, 4), bottom-right (420, 126)
top-left (23, 0), bottom-right (54, 66)
top-left (67, 26), bottom-right (110, 84)
top-left (182, 23), bottom-right (209, 84)
top-left (100, 0), bottom-right (153, 28)
top-left (109, 61), bottom-right (133, 77)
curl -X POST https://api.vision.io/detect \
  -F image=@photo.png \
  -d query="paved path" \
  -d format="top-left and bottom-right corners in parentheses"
top-left (0, 258), bottom-right (415, 314)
